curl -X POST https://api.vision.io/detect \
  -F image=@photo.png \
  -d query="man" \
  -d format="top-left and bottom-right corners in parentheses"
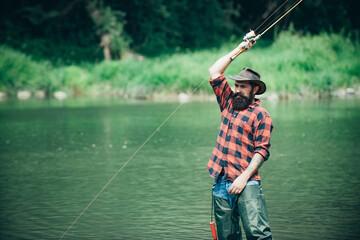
top-left (208, 40), bottom-right (273, 240)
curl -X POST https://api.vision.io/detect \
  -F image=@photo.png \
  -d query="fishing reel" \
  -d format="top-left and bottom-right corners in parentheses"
top-left (243, 30), bottom-right (257, 42)
top-left (230, 30), bottom-right (260, 60)
top-left (240, 30), bottom-right (260, 51)
top-left (243, 30), bottom-right (261, 44)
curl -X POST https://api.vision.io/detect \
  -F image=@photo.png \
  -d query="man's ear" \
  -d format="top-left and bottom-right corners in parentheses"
top-left (253, 85), bottom-right (259, 95)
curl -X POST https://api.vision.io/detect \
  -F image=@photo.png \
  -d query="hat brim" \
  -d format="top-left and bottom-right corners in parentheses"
top-left (228, 75), bottom-right (266, 95)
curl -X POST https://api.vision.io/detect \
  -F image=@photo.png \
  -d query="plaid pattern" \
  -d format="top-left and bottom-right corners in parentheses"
top-left (207, 74), bottom-right (273, 181)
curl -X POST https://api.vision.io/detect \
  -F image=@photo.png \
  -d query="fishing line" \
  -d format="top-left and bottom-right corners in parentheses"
top-left (58, 76), bottom-right (209, 240)
top-left (258, 0), bottom-right (303, 35)
top-left (254, 0), bottom-right (288, 33)
top-left (230, 0), bottom-right (302, 61)
top-left (59, 2), bottom-right (304, 238)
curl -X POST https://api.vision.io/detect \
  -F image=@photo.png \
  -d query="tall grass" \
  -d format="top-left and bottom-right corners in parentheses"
top-left (0, 45), bottom-right (50, 94)
top-left (0, 30), bottom-right (359, 97)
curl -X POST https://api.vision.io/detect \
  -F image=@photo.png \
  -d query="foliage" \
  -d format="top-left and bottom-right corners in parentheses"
top-left (87, 0), bottom-right (131, 59)
top-left (0, 0), bottom-right (358, 63)
top-left (0, 31), bottom-right (359, 98)
top-left (0, 45), bottom-right (50, 93)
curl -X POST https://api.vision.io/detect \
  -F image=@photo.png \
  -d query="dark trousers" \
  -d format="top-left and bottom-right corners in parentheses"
top-left (213, 178), bottom-right (272, 240)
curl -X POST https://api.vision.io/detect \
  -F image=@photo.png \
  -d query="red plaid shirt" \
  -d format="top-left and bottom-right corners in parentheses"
top-left (207, 74), bottom-right (273, 181)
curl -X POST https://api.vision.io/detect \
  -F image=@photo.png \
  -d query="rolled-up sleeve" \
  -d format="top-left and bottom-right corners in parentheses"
top-left (209, 74), bottom-right (233, 112)
top-left (253, 111), bottom-right (273, 160)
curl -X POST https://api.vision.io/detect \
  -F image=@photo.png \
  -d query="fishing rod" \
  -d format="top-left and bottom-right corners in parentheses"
top-left (230, 0), bottom-right (303, 61)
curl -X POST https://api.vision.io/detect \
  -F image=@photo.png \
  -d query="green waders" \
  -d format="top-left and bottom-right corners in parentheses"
top-left (213, 183), bottom-right (272, 240)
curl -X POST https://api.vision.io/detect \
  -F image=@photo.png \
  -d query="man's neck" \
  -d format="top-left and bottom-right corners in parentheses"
top-left (252, 98), bottom-right (259, 105)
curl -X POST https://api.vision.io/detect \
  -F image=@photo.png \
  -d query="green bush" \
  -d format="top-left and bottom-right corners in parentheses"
top-left (0, 30), bottom-right (359, 97)
top-left (0, 45), bottom-right (50, 93)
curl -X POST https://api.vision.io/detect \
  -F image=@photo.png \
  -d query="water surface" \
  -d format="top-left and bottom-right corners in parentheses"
top-left (0, 98), bottom-right (359, 239)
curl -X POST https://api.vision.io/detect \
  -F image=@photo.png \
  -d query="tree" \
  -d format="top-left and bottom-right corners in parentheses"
top-left (87, 0), bottom-right (130, 60)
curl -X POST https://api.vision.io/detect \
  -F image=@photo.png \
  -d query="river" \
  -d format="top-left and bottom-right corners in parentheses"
top-left (0, 97), bottom-right (359, 239)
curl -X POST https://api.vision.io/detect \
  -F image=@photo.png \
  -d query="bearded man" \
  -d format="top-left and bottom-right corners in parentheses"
top-left (207, 40), bottom-right (274, 240)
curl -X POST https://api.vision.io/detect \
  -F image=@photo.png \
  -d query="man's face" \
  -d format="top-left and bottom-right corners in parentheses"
top-left (234, 81), bottom-right (253, 97)
top-left (232, 81), bottom-right (258, 111)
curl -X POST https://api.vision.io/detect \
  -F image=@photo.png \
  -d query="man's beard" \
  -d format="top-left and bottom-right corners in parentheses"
top-left (232, 92), bottom-right (254, 111)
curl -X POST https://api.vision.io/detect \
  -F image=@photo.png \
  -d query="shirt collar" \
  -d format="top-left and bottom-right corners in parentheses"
top-left (249, 98), bottom-right (260, 109)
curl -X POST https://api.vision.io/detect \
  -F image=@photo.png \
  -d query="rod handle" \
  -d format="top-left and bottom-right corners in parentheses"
top-left (230, 48), bottom-right (246, 61)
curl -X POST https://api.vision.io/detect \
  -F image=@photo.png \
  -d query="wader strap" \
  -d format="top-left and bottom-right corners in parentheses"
top-left (210, 184), bottom-right (217, 240)
top-left (211, 184), bottom-right (216, 222)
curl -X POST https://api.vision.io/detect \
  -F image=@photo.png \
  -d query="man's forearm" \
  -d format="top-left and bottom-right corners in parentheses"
top-left (208, 41), bottom-right (255, 80)
top-left (241, 153), bottom-right (265, 180)
top-left (228, 153), bottom-right (265, 194)
top-left (208, 46), bottom-right (242, 79)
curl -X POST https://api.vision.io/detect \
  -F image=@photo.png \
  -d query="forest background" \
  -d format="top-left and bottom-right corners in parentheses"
top-left (0, 0), bottom-right (359, 99)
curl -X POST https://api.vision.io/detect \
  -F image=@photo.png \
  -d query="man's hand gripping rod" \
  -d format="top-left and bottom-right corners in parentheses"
top-left (230, 30), bottom-right (261, 61)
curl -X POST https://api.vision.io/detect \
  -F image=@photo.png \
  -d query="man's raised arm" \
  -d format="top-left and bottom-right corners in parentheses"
top-left (208, 41), bottom-right (256, 80)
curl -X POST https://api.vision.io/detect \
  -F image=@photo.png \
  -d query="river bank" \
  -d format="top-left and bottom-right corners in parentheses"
top-left (1, 85), bottom-right (359, 103)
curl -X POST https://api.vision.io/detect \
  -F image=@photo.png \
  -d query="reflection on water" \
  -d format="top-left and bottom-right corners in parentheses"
top-left (0, 98), bottom-right (359, 239)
